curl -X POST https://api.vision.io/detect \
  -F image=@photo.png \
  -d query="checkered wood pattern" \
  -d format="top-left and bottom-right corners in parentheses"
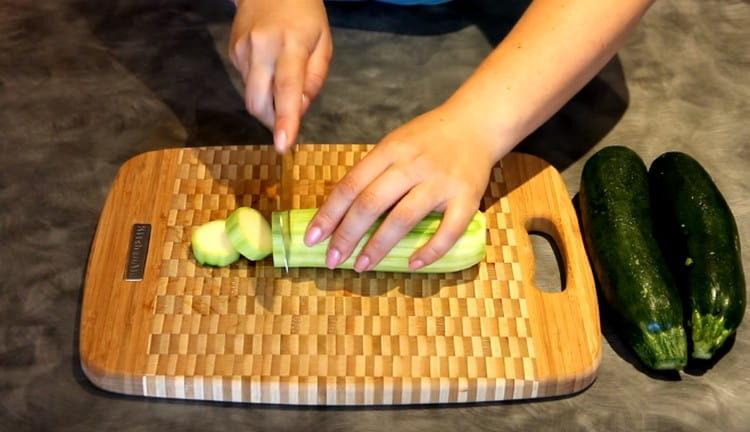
top-left (142, 145), bottom-right (537, 404)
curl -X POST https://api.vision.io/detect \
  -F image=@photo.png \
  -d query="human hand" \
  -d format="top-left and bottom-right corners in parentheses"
top-left (229, 0), bottom-right (332, 153)
top-left (304, 103), bottom-right (510, 272)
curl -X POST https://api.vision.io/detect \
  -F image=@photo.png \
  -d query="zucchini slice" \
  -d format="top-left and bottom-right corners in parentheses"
top-left (191, 220), bottom-right (240, 267)
top-left (225, 207), bottom-right (273, 261)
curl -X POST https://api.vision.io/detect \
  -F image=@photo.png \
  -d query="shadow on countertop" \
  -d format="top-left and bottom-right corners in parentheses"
top-left (74, 0), bottom-right (628, 172)
top-left (74, 0), bottom-right (272, 148)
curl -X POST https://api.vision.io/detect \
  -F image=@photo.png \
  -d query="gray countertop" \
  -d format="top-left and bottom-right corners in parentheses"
top-left (1, 1), bottom-right (748, 431)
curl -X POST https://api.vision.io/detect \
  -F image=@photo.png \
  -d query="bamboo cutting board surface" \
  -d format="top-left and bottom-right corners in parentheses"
top-left (79, 145), bottom-right (600, 405)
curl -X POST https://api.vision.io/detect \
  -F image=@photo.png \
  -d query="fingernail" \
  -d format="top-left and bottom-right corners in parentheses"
top-left (354, 255), bottom-right (370, 273)
top-left (305, 225), bottom-right (322, 246)
top-left (326, 248), bottom-right (341, 269)
top-left (275, 129), bottom-right (287, 153)
top-left (409, 259), bottom-right (425, 270)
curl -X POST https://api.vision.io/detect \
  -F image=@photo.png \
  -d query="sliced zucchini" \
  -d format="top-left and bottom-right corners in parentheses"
top-left (191, 219), bottom-right (240, 267)
top-left (225, 207), bottom-right (273, 261)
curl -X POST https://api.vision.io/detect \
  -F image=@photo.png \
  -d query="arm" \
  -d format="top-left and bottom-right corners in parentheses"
top-left (449, 0), bottom-right (655, 160)
top-left (306, 0), bottom-right (656, 272)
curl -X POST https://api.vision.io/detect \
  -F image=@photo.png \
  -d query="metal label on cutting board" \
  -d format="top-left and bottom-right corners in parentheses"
top-left (124, 223), bottom-right (151, 281)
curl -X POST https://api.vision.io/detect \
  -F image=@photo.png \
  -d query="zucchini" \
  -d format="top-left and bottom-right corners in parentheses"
top-left (191, 220), bottom-right (240, 267)
top-left (580, 146), bottom-right (687, 370)
top-left (271, 209), bottom-right (487, 273)
top-left (193, 207), bottom-right (487, 274)
top-left (225, 207), bottom-right (273, 260)
top-left (649, 152), bottom-right (746, 359)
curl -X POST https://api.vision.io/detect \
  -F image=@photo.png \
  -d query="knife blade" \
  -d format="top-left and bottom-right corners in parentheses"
top-left (278, 148), bottom-right (295, 273)
top-left (274, 210), bottom-right (291, 273)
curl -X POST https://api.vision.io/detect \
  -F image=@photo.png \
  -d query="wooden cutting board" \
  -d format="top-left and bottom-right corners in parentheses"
top-left (79, 144), bottom-right (600, 405)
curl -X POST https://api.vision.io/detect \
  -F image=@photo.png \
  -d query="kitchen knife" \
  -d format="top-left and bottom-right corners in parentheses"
top-left (277, 149), bottom-right (295, 273)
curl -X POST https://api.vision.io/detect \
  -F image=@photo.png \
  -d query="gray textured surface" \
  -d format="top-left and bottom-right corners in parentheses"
top-left (1, 0), bottom-right (748, 430)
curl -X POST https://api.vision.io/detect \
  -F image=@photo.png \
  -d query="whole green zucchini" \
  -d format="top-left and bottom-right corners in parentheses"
top-left (649, 152), bottom-right (746, 359)
top-left (580, 146), bottom-right (687, 370)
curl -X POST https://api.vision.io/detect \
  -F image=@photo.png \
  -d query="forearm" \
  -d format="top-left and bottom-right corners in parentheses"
top-left (447, 0), bottom-right (654, 160)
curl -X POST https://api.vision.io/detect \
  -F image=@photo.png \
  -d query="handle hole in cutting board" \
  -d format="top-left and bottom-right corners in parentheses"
top-left (527, 230), bottom-right (566, 294)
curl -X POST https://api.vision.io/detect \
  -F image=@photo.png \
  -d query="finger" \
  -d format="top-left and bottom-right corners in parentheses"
top-left (245, 41), bottom-right (276, 128)
top-left (228, 8), bottom-right (252, 78)
top-left (304, 144), bottom-right (394, 247)
top-left (245, 67), bottom-right (275, 128)
top-left (354, 184), bottom-right (439, 272)
top-left (303, 30), bottom-right (332, 104)
top-left (273, 43), bottom-right (308, 153)
top-left (409, 199), bottom-right (479, 270)
top-left (230, 34), bottom-right (250, 80)
top-left (325, 166), bottom-right (416, 270)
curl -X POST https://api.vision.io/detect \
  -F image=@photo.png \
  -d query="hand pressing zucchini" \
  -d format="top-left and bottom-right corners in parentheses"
top-left (580, 146), bottom-right (687, 370)
top-left (649, 152), bottom-right (746, 360)
top-left (192, 206), bottom-right (487, 273)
